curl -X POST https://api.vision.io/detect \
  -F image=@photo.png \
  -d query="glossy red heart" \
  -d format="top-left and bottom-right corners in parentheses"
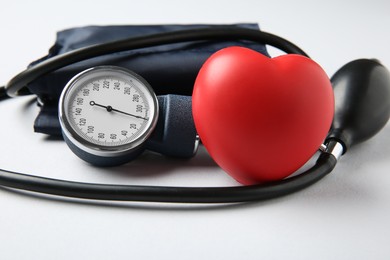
top-left (192, 47), bottom-right (334, 184)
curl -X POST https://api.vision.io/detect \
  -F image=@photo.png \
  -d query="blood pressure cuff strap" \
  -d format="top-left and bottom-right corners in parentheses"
top-left (28, 24), bottom-right (269, 136)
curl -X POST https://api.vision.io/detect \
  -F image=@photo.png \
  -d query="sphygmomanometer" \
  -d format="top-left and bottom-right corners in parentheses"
top-left (0, 24), bottom-right (389, 203)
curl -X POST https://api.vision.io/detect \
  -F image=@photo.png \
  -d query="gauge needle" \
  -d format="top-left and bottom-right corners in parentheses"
top-left (89, 101), bottom-right (148, 120)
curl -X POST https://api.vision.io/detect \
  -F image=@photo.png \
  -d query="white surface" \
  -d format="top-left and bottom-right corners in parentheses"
top-left (1, 0), bottom-right (390, 259)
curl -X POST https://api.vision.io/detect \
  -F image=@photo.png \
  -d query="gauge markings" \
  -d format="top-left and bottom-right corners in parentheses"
top-left (63, 67), bottom-right (156, 148)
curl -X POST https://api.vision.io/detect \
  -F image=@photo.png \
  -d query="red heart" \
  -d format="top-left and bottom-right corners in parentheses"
top-left (192, 47), bottom-right (334, 184)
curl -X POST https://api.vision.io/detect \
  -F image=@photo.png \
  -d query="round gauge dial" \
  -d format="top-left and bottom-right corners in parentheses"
top-left (59, 66), bottom-right (158, 165)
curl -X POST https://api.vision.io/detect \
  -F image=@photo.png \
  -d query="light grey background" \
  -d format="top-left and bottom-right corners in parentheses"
top-left (0, 0), bottom-right (389, 259)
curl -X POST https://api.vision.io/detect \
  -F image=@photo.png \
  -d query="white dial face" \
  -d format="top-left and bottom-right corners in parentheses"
top-left (60, 67), bottom-right (158, 152)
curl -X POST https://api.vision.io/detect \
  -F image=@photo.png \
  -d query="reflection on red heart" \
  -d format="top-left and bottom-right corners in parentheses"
top-left (192, 47), bottom-right (334, 184)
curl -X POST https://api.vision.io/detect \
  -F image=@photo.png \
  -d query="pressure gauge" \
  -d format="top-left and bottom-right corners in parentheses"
top-left (59, 66), bottom-right (159, 166)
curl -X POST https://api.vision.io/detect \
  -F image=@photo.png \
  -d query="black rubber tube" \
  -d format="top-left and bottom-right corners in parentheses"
top-left (0, 153), bottom-right (336, 203)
